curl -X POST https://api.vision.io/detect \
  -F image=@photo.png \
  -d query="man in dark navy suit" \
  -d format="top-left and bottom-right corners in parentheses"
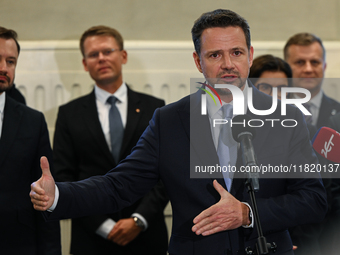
top-left (31, 10), bottom-right (327, 255)
top-left (52, 26), bottom-right (168, 255)
top-left (0, 26), bottom-right (61, 255)
top-left (284, 33), bottom-right (340, 129)
top-left (284, 33), bottom-right (340, 255)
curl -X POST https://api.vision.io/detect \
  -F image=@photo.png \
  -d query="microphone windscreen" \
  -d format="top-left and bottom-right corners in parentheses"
top-left (312, 126), bottom-right (340, 163)
top-left (231, 115), bottom-right (256, 142)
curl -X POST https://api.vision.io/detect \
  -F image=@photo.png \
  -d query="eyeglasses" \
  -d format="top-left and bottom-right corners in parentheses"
top-left (256, 83), bottom-right (288, 95)
top-left (85, 48), bottom-right (120, 59)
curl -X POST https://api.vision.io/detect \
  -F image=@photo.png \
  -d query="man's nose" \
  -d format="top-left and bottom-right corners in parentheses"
top-left (221, 55), bottom-right (234, 69)
top-left (0, 57), bottom-right (7, 75)
top-left (303, 61), bottom-right (313, 72)
top-left (97, 51), bottom-right (106, 61)
top-left (0, 59), bottom-right (7, 72)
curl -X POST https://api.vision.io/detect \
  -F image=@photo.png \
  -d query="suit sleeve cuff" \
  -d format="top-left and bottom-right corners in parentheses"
top-left (47, 184), bottom-right (59, 212)
top-left (131, 213), bottom-right (148, 230)
top-left (95, 219), bottom-right (116, 239)
top-left (242, 202), bottom-right (253, 228)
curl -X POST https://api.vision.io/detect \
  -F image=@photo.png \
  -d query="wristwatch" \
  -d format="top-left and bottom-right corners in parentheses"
top-left (133, 216), bottom-right (146, 230)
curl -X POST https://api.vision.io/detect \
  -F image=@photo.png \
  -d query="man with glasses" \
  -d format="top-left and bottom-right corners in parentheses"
top-left (52, 26), bottom-right (168, 255)
top-left (249, 54), bottom-right (291, 101)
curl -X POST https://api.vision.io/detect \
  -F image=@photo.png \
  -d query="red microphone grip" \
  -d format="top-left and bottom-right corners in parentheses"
top-left (312, 127), bottom-right (340, 163)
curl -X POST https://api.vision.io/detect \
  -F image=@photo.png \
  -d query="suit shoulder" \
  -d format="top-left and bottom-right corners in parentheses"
top-left (6, 96), bottom-right (44, 118)
top-left (58, 93), bottom-right (93, 110)
top-left (131, 90), bottom-right (165, 105)
top-left (328, 112), bottom-right (340, 130)
top-left (159, 95), bottom-right (190, 114)
top-left (323, 93), bottom-right (340, 108)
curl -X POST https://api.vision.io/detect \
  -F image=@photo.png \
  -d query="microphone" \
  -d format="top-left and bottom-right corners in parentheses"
top-left (231, 115), bottom-right (260, 191)
top-left (312, 126), bottom-right (340, 163)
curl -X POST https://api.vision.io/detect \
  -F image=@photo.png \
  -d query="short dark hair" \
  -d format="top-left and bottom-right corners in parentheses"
top-left (0, 26), bottom-right (20, 55)
top-left (284, 33), bottom-right (325, 60)
top-left (191, 9), bottom-right (251, 56)
top-left (249, 54), bottom-right (292, 87)
top-left (80, 25), bottom-right (124, 57)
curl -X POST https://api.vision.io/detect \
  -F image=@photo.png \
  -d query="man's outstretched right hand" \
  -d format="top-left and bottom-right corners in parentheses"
top-left (30, 156), bottom-right (56, 211)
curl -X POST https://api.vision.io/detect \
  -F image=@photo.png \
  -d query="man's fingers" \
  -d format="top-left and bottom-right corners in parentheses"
top-left (193, 216), bottom-right (225, 235)
top-left (108, 223), bottom-right (120, 240)
top-left (193, 206), bottom-right (211, 225)
top-left (201, 225), bottom-right (225, 236)
top-left (32, 203), bottom-right (49, 211)
top-left (40, 156), bottom-right (52, 177)
top-left (193, 181), bottom-right (224, 224)
top-left (30, 193), bottom-right (50, 211)
top-left (30, 182), bottom-right (45, 195)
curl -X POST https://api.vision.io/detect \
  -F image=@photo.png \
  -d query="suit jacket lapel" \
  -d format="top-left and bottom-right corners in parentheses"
top-left (317, 93), bottom-right (338, 128)
top-left (247, 86), bottom-right (272, 153)
top-left (176, 86), bottom-right (272, 193)
top-left (178, 92), bottom-right (226, 189)
top-left (120, 87), bottom-right (142, 159)
top-left (317, 94), bottom-right (328, 128)
top-left (0, 96), bottom-right (23, 168)
top-left (82, 90), bottom-right (115, 164)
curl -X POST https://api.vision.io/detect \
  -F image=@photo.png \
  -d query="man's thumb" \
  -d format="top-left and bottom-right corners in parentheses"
top-left (40, 156), bottom-right (52, 177)
top-left (213, 179), bottom-right (228, 197)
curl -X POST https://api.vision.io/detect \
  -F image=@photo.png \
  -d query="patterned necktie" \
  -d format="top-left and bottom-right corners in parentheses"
top-left (107, 96), bottom-right (124, 164)
top-left (303, 103), bottom-right (313, 124)
top-left (216, 104), bottom-right (238, 191)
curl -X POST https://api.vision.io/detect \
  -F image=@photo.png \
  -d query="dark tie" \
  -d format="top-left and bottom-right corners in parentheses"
top-left (303, 103), bottom-right (313, 124)
top-left (216, 104), bottom-right (237, 191)
top-left (107, 96), bottom-right (124, 164)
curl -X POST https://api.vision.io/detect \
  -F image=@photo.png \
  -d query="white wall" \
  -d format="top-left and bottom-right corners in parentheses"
top-left (15, 40), bottom-right (340, 139)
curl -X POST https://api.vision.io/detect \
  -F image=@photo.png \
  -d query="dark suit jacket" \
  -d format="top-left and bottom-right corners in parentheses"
top-left (326, 113), bottom-right (340, 253)
top-left (7, 84), bottom-right (26, 105)
top-left (316, 93), bottom-right (340, 129)
top-left (327, 113), bottom-right (340, 215)
top-left (53, 86), bottom-right (168, 255)
top-left (0, 95), bottom-right (61, 255)
top-left (49, 86), bottom-right (327, 255)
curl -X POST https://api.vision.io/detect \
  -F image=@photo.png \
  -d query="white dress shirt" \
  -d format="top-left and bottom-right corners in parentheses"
top-left (50, 83), bottom-right (148, 239)
top-left (95, 83), bottom-right (128, 150)
top-left (207, 83), bottom-right (249, 149)
top-left (293, 90), bottom-right (323, 126)
top-left (206, 83), bottom-right (253, 228)
top-left (0, 92), bottom-right (5, 138)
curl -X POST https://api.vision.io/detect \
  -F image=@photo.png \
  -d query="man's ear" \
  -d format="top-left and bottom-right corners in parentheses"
top-left (248, 46), bottom-right (254, 68)
top-left (193, 51), bottom-right (203, 73)
top-left (121, 50), bottom-right (128, 65)
top-left (82, 58), bottom-right (88, 72)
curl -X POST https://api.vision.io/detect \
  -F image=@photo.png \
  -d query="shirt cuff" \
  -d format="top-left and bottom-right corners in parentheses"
top-left (131, 213), bottom-right (148, 231)
top-left (47, 184), bottom-right (59, 212)
top-left (95, 219), bottom-right (116, 239)
top-left (242, 202), bottom-right (253, 228)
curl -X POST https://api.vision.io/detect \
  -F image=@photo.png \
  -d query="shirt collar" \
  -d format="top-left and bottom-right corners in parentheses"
top-left (207, 81), bottom-right (249, 118)
top-left (94, 83), bottom-right (127, 105)
top-left (309, 89), bottom-right (323, 109)
top-left (0, 92), bottom-right (5, 114)
top-left (293, 89), bottom-right (323, 109)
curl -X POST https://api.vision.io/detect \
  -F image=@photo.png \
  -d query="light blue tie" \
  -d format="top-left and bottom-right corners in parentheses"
top-left (107, 96), bottom-right (124, 164)
top-left (216, 104), bottom-right (238, 191)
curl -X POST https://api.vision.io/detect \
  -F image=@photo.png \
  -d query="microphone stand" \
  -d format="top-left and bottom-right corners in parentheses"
top-left (244, 167), bottom-right (277, 255)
